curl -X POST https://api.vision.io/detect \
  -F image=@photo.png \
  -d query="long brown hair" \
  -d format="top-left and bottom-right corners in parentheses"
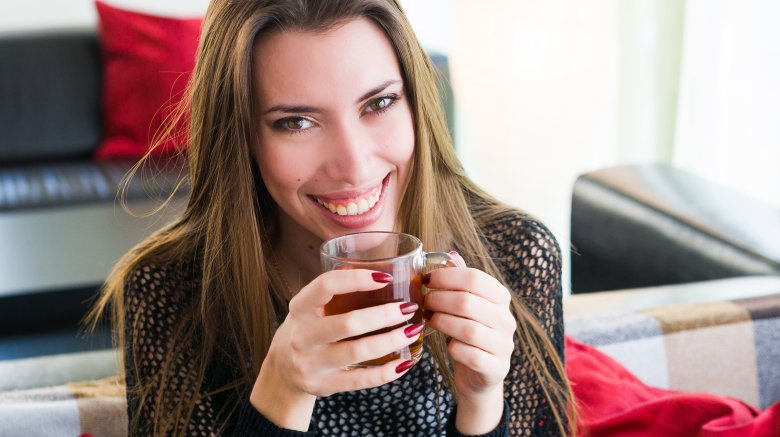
top-left (87, 0), bottom-right (576, 435)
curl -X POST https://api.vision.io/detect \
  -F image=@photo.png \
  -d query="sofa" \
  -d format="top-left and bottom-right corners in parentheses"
top-left (564, 163), bottom-right (780, 433)
top-left (0, 26), bottom-right (191, 360)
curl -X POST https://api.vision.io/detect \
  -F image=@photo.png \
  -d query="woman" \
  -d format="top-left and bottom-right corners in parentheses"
top-left (89, 0), bottom-right (575, 435)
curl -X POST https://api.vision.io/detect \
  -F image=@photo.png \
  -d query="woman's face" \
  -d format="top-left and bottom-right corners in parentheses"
top-left (253, 18), bottom-right (415, 246)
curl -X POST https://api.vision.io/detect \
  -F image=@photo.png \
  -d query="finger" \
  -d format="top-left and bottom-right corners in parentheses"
top-left (320, 321), bottom-right (423, 368)
top-left (424, 290), bottom-right (516, 332)
top-left (291, 269), bottom-right (392, 314)
top-left (424, 268), bottom-right (510, 306)
top-left (321, 358), bottom-right (417, 395)
top-left (309, 301), bottom-right (418, 344)
top-left (427, 312), bottom-right (514, 357)
top-left (448, 339), bottom-right (509, 379)
top-left (449, 251), bottom-right (467, 267)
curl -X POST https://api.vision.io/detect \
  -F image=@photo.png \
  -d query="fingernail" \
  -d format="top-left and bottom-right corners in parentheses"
top-left (395, 360), bottom-right (415, 373)
top-left (400, 302), bottom-right (418, 315)
top-left (422, 310), bottom-right (433, 320)
top-left (404, 323), bottom-right (423, 338)
top-left (372, 272), bottom-right (393, 283)
top-left (422, 273), bottom-right (431, 285)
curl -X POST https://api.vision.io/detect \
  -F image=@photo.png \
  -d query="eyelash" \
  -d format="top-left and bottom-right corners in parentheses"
top-left (272, 94), bottom-right (402, 135)
top-left (366, 94), bottom-right (400, 115)
top-left (273, 117), bottom-right (314, 135)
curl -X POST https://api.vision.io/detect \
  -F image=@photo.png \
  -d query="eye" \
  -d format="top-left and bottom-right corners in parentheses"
top-left (365, 95), bottom-right (398, 113)
top-left (274, 117), bottom-right (315, 132)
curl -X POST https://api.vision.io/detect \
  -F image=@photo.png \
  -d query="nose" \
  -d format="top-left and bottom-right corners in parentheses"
top-left (322, 118), bottom-right (374, 185)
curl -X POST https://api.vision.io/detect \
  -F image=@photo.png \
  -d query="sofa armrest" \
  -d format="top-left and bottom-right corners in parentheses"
top-left (570, 164), bottom-right (780, 293)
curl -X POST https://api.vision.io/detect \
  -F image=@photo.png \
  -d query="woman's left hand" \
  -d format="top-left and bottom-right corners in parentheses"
top-left (423, 253), bottom-right (516, 404)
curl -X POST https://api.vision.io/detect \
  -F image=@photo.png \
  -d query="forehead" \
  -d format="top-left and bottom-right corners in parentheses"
top-left (252, 18), bottom-right (403, 106)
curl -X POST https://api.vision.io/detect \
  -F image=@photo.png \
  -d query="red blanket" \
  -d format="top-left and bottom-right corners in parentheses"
top-left (565, 337), bottom-right (780, 436)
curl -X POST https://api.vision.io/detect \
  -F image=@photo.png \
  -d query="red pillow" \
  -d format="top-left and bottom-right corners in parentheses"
top-left (94, 1), bottom-right (202, 160)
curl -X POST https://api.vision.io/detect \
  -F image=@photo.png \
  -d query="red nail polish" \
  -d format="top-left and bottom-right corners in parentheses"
top-left (372, 272), bottom-right (393, 283)
top-left (400, 302), bottom-right (418, 315)
top-left (422, 273), bottom-right (431, 285)
top-left (404, 323), bottom-right (423, 338)
top-left (395, 360), bottom-right (415, 373)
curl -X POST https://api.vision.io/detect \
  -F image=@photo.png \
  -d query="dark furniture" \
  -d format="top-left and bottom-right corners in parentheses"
top-left (570, 164), bottom-right (780, 293)
top-left (0, 28), bottom-right (186, 359)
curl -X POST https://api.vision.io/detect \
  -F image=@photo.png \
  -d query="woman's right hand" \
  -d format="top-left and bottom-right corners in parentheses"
top-left (249, 269), bottom-right (421, 431)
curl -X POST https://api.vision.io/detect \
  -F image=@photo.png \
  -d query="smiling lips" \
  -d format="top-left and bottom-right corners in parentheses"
top-left (312, 175), bottom-right (386, 217)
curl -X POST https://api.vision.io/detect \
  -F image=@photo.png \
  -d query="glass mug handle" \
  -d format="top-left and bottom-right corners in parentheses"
top-left (423, 251), bottom-right (463, 269)
top-left (421, 251), bottom-right (463, 337)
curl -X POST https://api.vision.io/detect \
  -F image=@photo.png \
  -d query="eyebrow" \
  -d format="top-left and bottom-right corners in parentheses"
top-left (262, 79), bottom-right (402, 115)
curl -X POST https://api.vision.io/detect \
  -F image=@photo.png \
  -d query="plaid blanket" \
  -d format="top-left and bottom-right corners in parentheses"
top-left (0, 376), bottom-right (126, 437)
top-left (566, 292), bottom-right (780, 409)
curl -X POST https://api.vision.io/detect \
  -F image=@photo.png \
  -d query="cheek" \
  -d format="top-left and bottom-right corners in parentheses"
top-left (381, 106), bottom-right (416, 167)
top-left (255, 142), bottom-right (308, 198)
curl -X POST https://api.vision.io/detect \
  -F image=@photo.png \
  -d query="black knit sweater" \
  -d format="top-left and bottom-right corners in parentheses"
top-left (123, 211), bottom-right (565, 436)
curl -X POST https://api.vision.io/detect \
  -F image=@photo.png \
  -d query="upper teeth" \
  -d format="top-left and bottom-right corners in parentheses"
top-left (316, 188), bottom-right (381, 216)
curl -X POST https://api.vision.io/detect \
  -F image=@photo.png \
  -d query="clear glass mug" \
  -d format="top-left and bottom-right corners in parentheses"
top-left (320, 231), bottom-right (460, 369)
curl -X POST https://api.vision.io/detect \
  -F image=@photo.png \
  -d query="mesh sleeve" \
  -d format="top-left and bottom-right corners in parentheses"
top-left (123, 261), bottom-right (221, 436)
top-left (482, 213), bottom-right (565, 436)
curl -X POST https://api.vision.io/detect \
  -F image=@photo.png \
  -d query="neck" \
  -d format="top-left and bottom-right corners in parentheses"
top-left (273, 216), bottom-right (322, 295)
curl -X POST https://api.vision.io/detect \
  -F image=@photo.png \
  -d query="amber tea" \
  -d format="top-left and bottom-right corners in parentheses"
top-left (324, 265), bottom-right (424, 366)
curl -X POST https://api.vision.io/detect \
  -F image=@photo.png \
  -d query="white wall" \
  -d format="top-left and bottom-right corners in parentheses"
top-left (449, 1), bottom-right (622, 293)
